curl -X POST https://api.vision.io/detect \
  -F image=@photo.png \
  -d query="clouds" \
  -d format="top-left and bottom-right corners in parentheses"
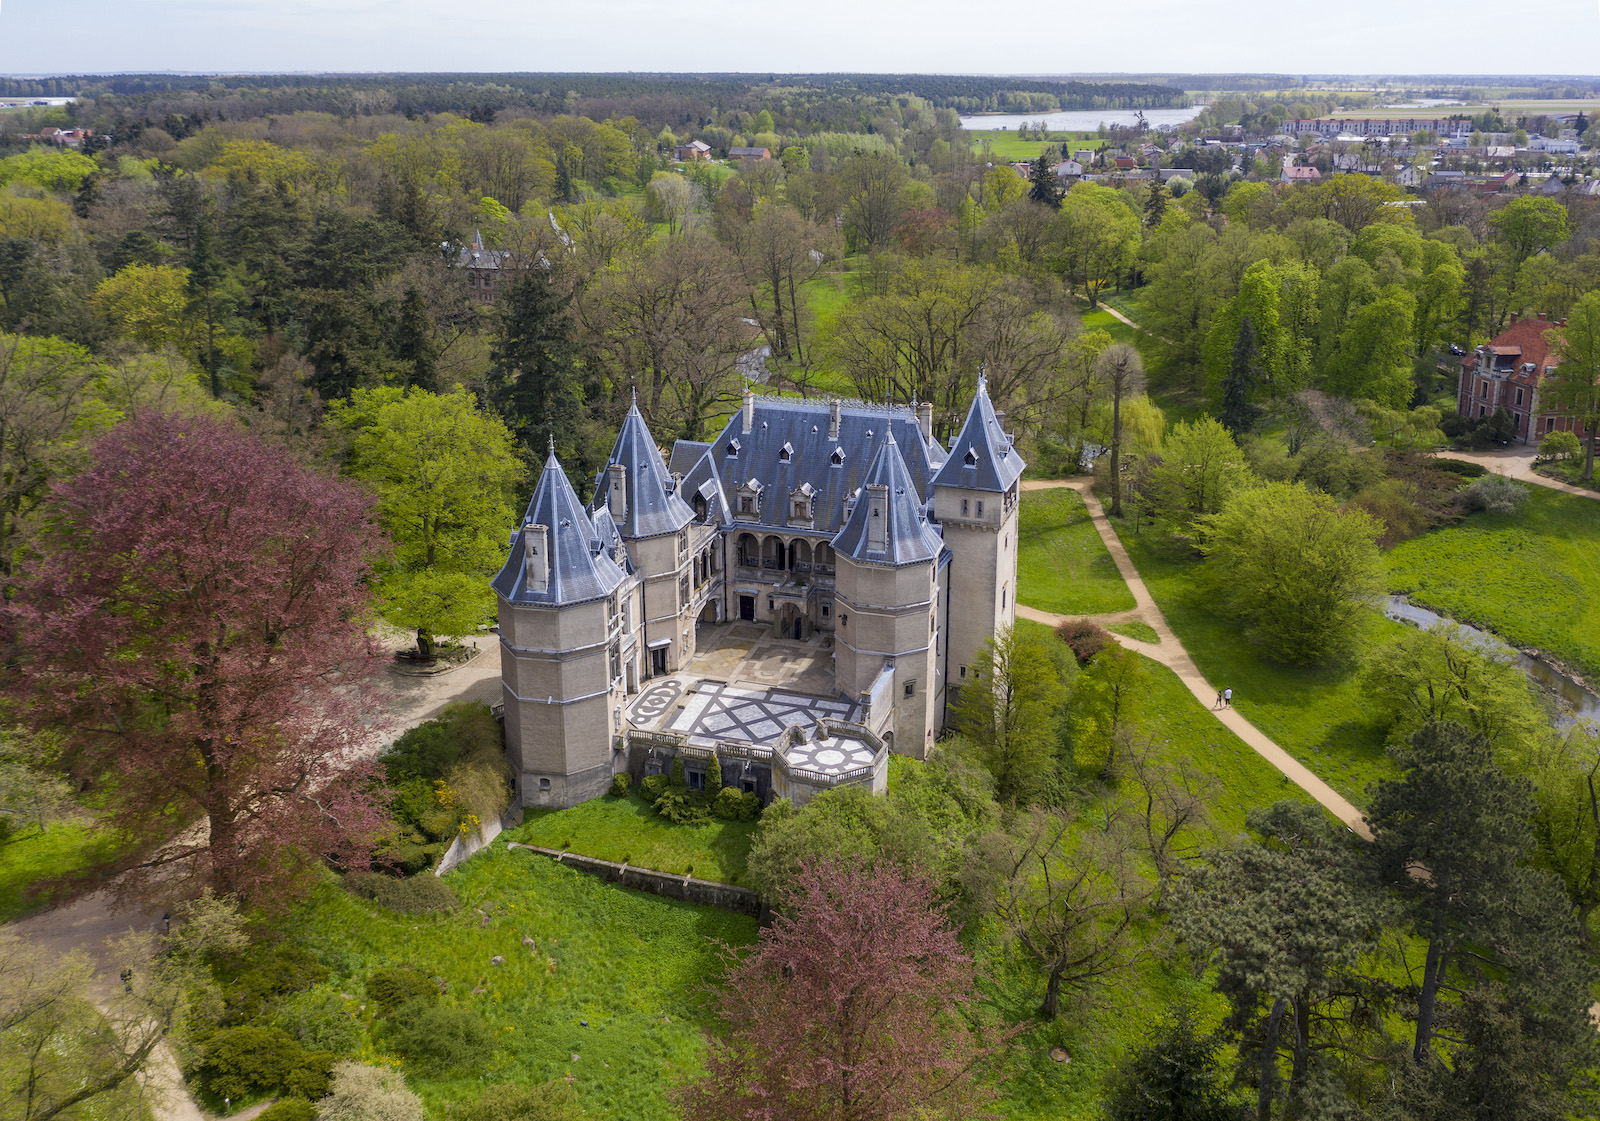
top-left (0, 0), bottom-right (1596, 76)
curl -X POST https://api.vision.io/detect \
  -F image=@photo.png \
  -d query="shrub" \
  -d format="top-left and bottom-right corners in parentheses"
top-left (1054, 618), bottom-right (1110, 665)
top-left (273, 988), bottom-right (362, 1055)
top-left (654, 787), bottom-right (712, 825)
top-left (216, 942), bottom-right (331, 1024)
top-left (257, 1100), bottom-right (318, 1121)
top-left (608, 772), bottom-right (631, 797)
top-left (639, 774), bottom-right (669, 804)
top-left (365, 967), bottom-right (437, 1017)
top-left (1434, 457), bottom-right (1487, 478)
top-left (1460, 472), bottom-right (1529, 515)
top-left (1347, 479), bottom-right (1432, 545)
top-left (669, 753), bottom-right (686, 787)
top-left (346, 871), bottom-right (458, 914)
top-left (1540, 430), bottom-right (1581, 461)
top-left (380, 702), bottom-right (503, 784)
top-left (317, 1062), bottom-right (424, 1121)
top-left (198, 1026), bottom-right (325, 1101)
top-left (458, 1081), bottom-right (583, 1121)
top-left (382, 998), bottom-right (497, 1075)
top-left (713, 786), bottom-right (762, 822)
top-left (706, 752), bottom-right (723, 792)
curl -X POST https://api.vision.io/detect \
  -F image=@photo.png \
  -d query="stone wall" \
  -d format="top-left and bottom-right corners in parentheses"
top-left (507, 843), bottom-right (762, 917)
top-left (435, 814), bottom-right (504, 876)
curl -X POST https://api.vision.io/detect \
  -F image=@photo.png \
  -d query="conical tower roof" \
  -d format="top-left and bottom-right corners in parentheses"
top-left (493, 450), bottom-right (626, 606)
top-left (831, 431), bottom-right (944, 566)
top-left (595, 397), bottom-right (694, 538)
top-left (930, 376), bottom-right (1025, 493)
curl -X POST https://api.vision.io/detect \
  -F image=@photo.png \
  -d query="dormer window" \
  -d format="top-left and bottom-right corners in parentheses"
top-left (831, 447), bottom-right (845, 466)
top-left (778, 442), bottom-right (794, 463)
top-left (726, 438), bottom-right (741, 458)
top-left (964, 447), bottom-right (980, 468)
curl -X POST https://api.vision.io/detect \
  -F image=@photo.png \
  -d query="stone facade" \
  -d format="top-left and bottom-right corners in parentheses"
top-left (492, 382), bottom-right (1024, 811)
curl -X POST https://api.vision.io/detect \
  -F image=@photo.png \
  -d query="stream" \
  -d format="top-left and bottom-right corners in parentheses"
top-left (1383, 596), bottom-right (1600, 727)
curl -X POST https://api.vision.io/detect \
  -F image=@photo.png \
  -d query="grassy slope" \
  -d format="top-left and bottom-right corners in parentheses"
top-left (292, 853), bottom-right (757, 1121)
top-left (1107, 520), bottom-right (1400, 806)
top-left (0, 819), bottom-right (128, 922)
top-left (1017, 488), bottom-right (1136, 616)
top-left (505, 793), bottom-right (758, 884)
top-left (1386, 485), bottom-right (1600, 681)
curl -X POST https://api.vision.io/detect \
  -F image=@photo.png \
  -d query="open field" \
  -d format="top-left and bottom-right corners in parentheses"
top-left (504, 791), bottom-right (759, 883)
top-left (969, 130), bottom-right (1104, 161)
top-left (1017, 487), bottom-right (1137, 616)
top-left (0, 819), bottom-right (129, 922)
top-left (1386, 485), bottom-right (1600, 681)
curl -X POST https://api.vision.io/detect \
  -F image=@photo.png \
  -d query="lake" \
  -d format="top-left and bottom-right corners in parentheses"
top-left (960, 105), bottom-right (1205, 132)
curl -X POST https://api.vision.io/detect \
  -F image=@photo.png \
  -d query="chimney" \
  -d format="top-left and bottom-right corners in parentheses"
top-left (1511, 312), bottom-right (1520, 325)
top-left (523, 523), bottom-right (549, 594)
top-left (743, 387), bottom-right (755, 434)
top-left (866, 483), bottom-right (888, 552)
top-left (607, 462), bottom-right (627, 518)
top-left (828, 399), bottom-right (841, 441)
top-left (1559, 318), bottom-right (1568, 327)
top-left (1538, 311), bottom-right (1547, 321)
top-left (917, 401), bottom-right (933, 441)
top-left (994, 409), bottom-right (1007, 432)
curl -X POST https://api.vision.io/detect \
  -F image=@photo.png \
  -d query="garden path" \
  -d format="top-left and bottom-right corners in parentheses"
top-left (1428, 446), bottom-right (1600, 502)
top-left (1018, 479), bottom-right (1372, 840)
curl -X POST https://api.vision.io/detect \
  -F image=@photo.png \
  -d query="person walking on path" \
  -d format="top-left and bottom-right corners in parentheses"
top-left (1214, 689), bottom-right (1224, 710)
top-left (1223, 687), bottom-right (1233, 708)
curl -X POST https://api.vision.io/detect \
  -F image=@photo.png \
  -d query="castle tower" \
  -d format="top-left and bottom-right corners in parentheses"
top-left (492, 450), bottom-right (631, 809)
top-left (831, 430), bottom-right (947, 758)
top-left (929, 376), bottom-right (1025, 713)
top-left (594, 398), bottom-right (697, 677)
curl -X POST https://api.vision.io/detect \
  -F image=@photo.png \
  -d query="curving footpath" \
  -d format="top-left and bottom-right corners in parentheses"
top-left (1018, 478), bottom-right (1372, 840)
top-left (1429, 446), bottom-right (1600, 502)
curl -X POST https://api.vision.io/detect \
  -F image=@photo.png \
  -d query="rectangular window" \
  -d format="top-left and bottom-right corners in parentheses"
top-left (1002, 584), bottom-right (1007, 609)
top-left (768, 598), bottom-right (774, 611)
top-left (961, 498), bottom-right (969, 516)
top-left (976, 500), bottom-right (984, 517)
top-left (904, 680), bottom-right (916, 698)
top-left (840, 614), bottom-right (848, 627)
top-left (741, 497), bottom-right (753, 513)
top-left (821, 604), bottom-right (831, 618)
top-left (1516, 388), bottom-right (1525, 406)
top-left (959, 665), bottom-right (967, 679)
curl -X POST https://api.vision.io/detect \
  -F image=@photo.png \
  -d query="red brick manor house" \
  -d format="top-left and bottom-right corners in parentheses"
top-left (1455, 312), bottom-right (1589, 444)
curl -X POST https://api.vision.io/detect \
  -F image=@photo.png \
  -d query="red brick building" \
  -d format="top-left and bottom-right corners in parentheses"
top-left (1456, 312), bottom-right (1584, 443)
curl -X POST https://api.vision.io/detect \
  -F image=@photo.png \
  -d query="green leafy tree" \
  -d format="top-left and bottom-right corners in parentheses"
top-left (334, 386), bottom-right (521, 657)
top-left (1071, 642), bottom-right (1148, 780)
top-left (1096, 342), bottom-right (1145, 516)
top-left (1197, 482), bottom-right (1384, 664)
top-left (1488, 196), bottom-right (1570, 269)
top-left (1143, 417), bottom-right (1251, 529)
top-left (1217, 315), bottom-right (1264, 436)
top-left (1542, 291), bottom-right (1600, 480)
top-left (1203, 260), bottom-right (1284, 403)
top-left (952, 624), bottom-right (1068, 806)
top-left (1056, 185), bottom-right (1141, 306)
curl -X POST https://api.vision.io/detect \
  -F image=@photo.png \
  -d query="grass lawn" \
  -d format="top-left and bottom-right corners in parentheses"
top-left (505, 791), bottom-right (758, 884)
top-left (1106, 518), bottom-right (1400, 806)
top-left (1386, 485), bottom-right (1600, 681)
top-left (0, 818), bottom-right (129, 921)
top-left (1017, 488), bottom-right (1136, 616)
top-left (969, 130), bottom-right (1104, 162)
top-left (1109, 620), bottom-right (1160, 644)
top-left (288, 853), bottom-right (756, 1121)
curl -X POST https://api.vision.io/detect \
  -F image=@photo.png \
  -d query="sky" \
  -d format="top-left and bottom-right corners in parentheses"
top-left (0, 0), bottom-right (1597, 78)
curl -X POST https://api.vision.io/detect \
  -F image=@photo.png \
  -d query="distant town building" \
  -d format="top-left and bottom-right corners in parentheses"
top-left (1288, 118), bottom-right (1472, 139)
top-left (25, 126), bottom-right (93, 149)
top-left (727, 146), bottom-right (772, 160)
top-left (673, 140), bottom-right (712, 162)
top-left (1281, 157), bottom-right (1321, 182)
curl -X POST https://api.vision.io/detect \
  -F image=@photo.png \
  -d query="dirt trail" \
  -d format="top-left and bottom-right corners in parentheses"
top-left (1019, 478), bottom-right (1372, 839)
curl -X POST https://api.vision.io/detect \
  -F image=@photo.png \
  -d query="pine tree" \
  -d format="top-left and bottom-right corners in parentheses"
top-left (1027, 154), bottom-right (1060, 209)
top-left (489, 268), bottom-right (587, 465)
top-left (706, 751), bottom-right (722, 793)
top-left (1218, 315), bottom-right (1263, 436)
top-left (1144, 181), bottom-right (1168, 228)
top-left (394, 286), bottom-right (437, 393)
top-left (669, 753), bottom-right (686, 788)
top-left (186, 215), bottom-right (225, 398)
top-left (554, 153), bottom-right (575, 204)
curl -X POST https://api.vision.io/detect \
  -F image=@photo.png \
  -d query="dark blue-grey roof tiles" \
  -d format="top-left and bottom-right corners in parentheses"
top-left (831, 433), bottom-right (945, 567)
top-left (669, 440), bottom-right (733, 525)
top-left (931, 376), bottom-right (1025, 494)
top-left (493, 453), bottom-right (627, 607)
top-left (594, 400), bottom-right (695, 539)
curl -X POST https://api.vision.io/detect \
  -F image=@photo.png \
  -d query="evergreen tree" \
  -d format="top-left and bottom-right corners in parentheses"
top-left (554, 153), bottom-right (575, 204)
top-left (394, 286), bottom-right (437, 393)
top-left (706, 751), bottom-right (722, 793)
top-left (1027, 155), bottom-right (1060, 209)
top-left (1105, 1006), bottom-right (1236, 1121)
top-left (489, 268), bottom-right (586, 465)
top-left (1144, 181), bottom-right (1168, 228)
top-left (670, 753), bottom-right (686, 788)
top-left (186, 215), bottom-right (225, 398)
top-left (1218, 315), bottom-right (1264, 436)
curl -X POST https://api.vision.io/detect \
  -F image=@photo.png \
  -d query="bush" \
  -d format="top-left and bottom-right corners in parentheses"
top-left (608, 772), bottom-right (631, 797)
top-left (669, 753), bottom-right (686, 787)
top-left (1054, 618), bottom-right (1110, 664)
top-left (1434, 457), bottom-right (1487, 478)
top-left (198, 1026), bottom-right (332, 1101)
top-left (216, 941), bottom-right (330, 1024)
top-left (1347, 479), bottom-right (1432, 545)
top-left (713, 786), bottom-right (761, 822)
top-left (346, 871), bottom-right (458, 914)
top-left (257, 1100), bottom-right (318, 1121)
top-left (1460, 472), bottom-right (1529, 515)
top-left (639, 774), bottom-right (669, 804)
top-left (365, 967), bottom-right (437, 1017)
top-left (382, 998), bottom-right (497, 1076)
top-left (273, 989), bottom-right (362, 1055)
top-left (318, 1062), bottom-right (424, 1121)
top-left (380, 702), bottom-right (503, 785)
top-left (1540, 430), bottom-right (1581, 461)
top-left (654, 787), bottom-right (712, 825)
top-left (458, 1081), bottom-right (583, 1121)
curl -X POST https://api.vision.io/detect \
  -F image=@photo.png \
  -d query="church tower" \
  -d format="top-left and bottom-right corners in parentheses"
top-left (831, 430), bottom-right (947, 758)
top-left (929, 376), bottom-right (1026, 712)
top-left (492, 450), bottom-right (631, 809)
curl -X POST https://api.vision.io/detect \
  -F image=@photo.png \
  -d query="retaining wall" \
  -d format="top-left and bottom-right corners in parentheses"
top-left (507, 843), bottom-right (762, 917)
top-left (435, 815), bottom-right (503, 876)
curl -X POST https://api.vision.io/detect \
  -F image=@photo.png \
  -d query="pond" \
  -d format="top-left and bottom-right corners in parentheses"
top-left (1383, 596), bottom-right (1600, 726)
top-left (960, 105), bottom-right (1206, 132)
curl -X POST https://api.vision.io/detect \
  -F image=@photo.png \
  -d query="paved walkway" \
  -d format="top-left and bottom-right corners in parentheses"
top-left (1019, 478), bottom-right (1372, 840)
top-left (1429, 446), bottom-right (1600, 502)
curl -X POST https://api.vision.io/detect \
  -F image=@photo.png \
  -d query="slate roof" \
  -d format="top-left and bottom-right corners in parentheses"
top-left (831, 432), bottom-right (944, 566)
top-left (931, 377), bottom-right (1025, 494)
top-left (459, 229), bottom-right (512, 271)
top-left (668, 440), bottom-right (733, 525)
top-left (593, 399), bottom-right (695, 539)
top-left (493, 452), bottom-right (627, 607)
top-left (707, 398), bottom-right (946, 538)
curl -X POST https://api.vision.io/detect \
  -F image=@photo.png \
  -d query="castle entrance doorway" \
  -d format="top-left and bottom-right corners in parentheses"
top-left (739, 595), bottom-right (755, 621)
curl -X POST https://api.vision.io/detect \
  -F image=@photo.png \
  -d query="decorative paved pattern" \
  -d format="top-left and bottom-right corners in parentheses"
top-left (666, 682), bottom-right (860, 748)
top-left (784, 732), bottom-right (879, 776)
top-left (629, 680), bottom-right (683, 727)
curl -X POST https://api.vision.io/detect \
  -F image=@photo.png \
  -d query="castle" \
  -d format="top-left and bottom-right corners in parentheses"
top-left (491, 381), bottom-right (1024, 811)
